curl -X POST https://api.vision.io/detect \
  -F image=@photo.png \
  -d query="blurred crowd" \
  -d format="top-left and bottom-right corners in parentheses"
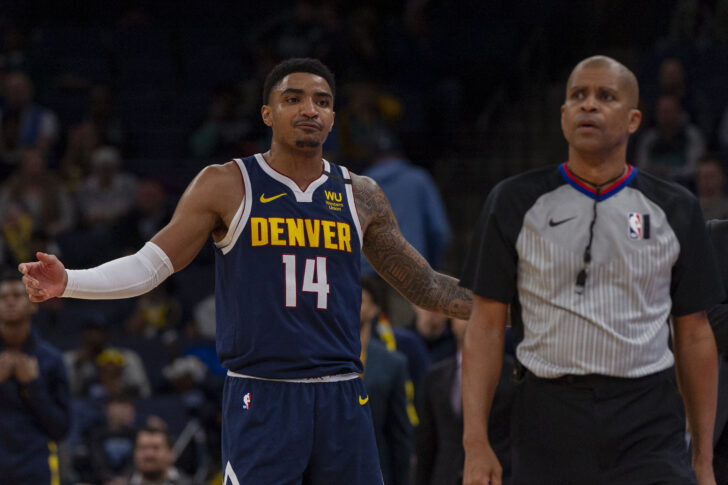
top-left (3, 0), bottom-right (728, 484)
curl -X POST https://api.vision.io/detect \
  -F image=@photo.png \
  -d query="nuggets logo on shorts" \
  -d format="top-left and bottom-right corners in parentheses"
top-left (242, 392), bottom-right (252, 410)
top-left (628, 212), bottom-right (642, 240)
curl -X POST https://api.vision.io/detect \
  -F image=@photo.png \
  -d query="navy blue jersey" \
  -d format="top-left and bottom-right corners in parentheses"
top-left (214, 154), bottom-right (364, 378)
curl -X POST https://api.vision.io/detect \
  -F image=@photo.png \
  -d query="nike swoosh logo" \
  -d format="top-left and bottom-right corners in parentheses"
top-left (260, 193), bottom-right (287, 203)
top-left (549, 216), bottom-right (576, 227)
top-left (358, 395), bottom-right (369, 405)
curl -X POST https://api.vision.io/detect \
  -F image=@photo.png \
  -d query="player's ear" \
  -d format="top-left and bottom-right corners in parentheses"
top-left (261, 105), bottom-right (272, 127)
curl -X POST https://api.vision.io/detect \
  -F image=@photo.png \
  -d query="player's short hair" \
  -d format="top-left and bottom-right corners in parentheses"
top-left (262, 57), bottom-right (335, 105)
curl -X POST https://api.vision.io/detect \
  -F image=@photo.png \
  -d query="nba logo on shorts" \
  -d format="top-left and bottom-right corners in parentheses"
top-left (628, 213), bottom-right (642, 240)
top-left (242, 392), bottom-right (252, 410)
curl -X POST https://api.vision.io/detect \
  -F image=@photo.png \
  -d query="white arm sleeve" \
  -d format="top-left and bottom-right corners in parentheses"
top-left (62, 241), bottom-right (174, 299)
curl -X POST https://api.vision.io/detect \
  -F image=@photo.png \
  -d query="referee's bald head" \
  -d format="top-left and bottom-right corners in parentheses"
top-left (567, 55), bottom-right (639, 109)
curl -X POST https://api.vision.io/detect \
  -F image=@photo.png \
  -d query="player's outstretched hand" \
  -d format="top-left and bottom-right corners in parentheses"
top-left (18, 252), bottom-right (67, 302)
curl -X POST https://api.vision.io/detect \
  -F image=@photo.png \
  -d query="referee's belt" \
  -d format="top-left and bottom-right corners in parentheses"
top-left (520, 367), bottom-right (673, 389)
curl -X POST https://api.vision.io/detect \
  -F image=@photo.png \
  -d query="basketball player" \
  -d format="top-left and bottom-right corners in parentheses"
top-left (19, 58), bottom-right (471, 484)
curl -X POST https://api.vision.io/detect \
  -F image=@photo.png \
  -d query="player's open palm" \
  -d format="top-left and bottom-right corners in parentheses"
top-left (18, 252), bottom-right (67, 302)
top-left (463, 443), bottom-right (502, 485)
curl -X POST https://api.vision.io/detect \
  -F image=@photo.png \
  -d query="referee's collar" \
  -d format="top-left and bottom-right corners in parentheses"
top-left (559, 162), bottom-right (637, 201)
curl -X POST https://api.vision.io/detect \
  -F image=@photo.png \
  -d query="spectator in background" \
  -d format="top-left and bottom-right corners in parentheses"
top-left (0, 108), bottom-right (22, 178)
top-left (0, 268), bottom-right (70, 484)
top-left (113, 178), bottom-right (173, 256)
top-left (63, 319), bottom-right (151, 399)
top-left (697, 153), bottom-right (728, 220)
top-left (77, 146), bottom-right (138, 228)
top-left (718, 101), bottom-right (728, 158)
top-left (642, 58), bottom-right (712, 135)
top-left (124, 282), bottom-right (182, 338)
top-left (94, 348), bottom-right (145, 400)
top-left (61, 85), bottom-right (126, 189)
top-left (412, 305), bottom-right (457, 365)
top-left (0, 147), bottom-right (75, 236)
top-left (189, 293), bottom-right (216, 341)
top-left (0, 71), bottom-right (58, 164)
top-left (336, 78), bottom-right (402, 171)
top-left (80, 395), bottom-right (137, 485)
top-left (0, 200), bottom-right (34, 266)
top-left (250, 0), bottom-right (340, 63)
top-left (360, 279), bottom-right (413, 485)
top-left (162, 355), bottom-right (213, 482)
top-left (189, 85), bottom-right (257, 159)
top-left (130, 424), bottom-right (192, 485)
top-left (0, 27), bottom-right (33, 75)
top-left (659, 58), bottom-right (688, 105)
top-left (361, 132), bottom-right (450, 325)
top-left (364, 274), bottom-right (430, 422)
top-left (635, 94), bottom-right (706, 183)
top-left (416, 317), bottom-right (514, 485)
top-left (0, 200), bottom-right (61, 269)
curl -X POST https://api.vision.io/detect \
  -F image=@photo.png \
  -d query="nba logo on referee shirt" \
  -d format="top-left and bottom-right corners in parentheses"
top-left (242, 392), bottom-right (252, 410)
top-left (628, 213), bottom-right (642, 239)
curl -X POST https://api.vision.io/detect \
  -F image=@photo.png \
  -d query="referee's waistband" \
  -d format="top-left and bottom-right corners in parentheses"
top-left (226, 370), bottom-right (360, 383)
top-left (525, 366), bottom-right (673, 387)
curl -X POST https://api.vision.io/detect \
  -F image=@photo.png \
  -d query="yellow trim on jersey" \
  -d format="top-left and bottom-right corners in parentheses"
top-left (376, 315), bottom-right (397, 351)
top-left (405, 380), bottom-right (419, 426)
top-left (48, 441), bottom-right (59, 485)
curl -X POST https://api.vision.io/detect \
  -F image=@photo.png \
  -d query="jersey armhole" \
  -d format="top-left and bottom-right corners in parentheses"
top-left (215, 159), bottom-right (252, 254)
top-left (340, 166), bottom-right (363, 248)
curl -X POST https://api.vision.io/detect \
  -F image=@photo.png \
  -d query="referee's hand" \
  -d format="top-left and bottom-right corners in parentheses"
top-left (463, 441), bottom-right (502, 485)
top-left (18, 252), bottom-right (67, 302)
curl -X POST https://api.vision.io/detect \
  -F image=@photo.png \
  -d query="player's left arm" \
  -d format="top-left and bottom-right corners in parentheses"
top-left (673, 310), bottom-right (718, 484)
top-left (352, 174), bottom-right (471, 319)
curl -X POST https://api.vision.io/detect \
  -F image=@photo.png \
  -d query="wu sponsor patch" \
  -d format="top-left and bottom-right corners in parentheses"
top-left (628, 213), bottom-right (650, 240)
top-left (324, 190), bottom-right (344, 212)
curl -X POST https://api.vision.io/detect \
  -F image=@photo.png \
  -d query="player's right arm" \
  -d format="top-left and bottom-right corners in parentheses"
top-left (462, 295), bottom-right (507, 485)
top-left (19, 163), bottom-right (241, 302)
top-left (150, 163), bottom-right (237, 270)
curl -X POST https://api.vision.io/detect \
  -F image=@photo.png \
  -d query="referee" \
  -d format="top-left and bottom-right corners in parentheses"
top-left (460, 56), bottom-right (724, 485)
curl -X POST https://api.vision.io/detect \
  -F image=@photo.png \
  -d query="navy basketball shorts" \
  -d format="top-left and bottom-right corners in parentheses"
top-left (511, 367), bottom-right (695, 485)
top-left (221, 371), bottom-right (384, 485)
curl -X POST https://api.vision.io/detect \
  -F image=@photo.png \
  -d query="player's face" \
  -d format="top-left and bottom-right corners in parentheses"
top-left (262, 72), bottom-right (335, 152)
top-left (0, 280), bottom-right (35, 325)
top-left (560, 66), bottom-right (641, 155)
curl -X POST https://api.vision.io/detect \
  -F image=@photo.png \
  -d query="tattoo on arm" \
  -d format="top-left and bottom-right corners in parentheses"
top-left (353, 175), bottom-right (472, 319)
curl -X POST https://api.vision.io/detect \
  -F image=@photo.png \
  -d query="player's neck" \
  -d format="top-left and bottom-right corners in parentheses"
top-left (264, 145), bottom-right (324, 190)
top-left (567, 149), bottom-right (628, 188)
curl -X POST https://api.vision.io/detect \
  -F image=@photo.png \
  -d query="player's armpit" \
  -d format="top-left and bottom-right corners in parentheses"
top-left (152, 162), bottom-right (243, 272)
top-left (352, 174), bottom-right (471, 319)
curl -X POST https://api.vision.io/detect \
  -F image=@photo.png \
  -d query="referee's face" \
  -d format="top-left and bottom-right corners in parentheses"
top-left (561, 66), bottom-right (641, 156)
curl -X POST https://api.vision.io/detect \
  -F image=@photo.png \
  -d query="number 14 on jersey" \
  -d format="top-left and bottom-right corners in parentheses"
top-left (282, 255), bottom-right (330, 309)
